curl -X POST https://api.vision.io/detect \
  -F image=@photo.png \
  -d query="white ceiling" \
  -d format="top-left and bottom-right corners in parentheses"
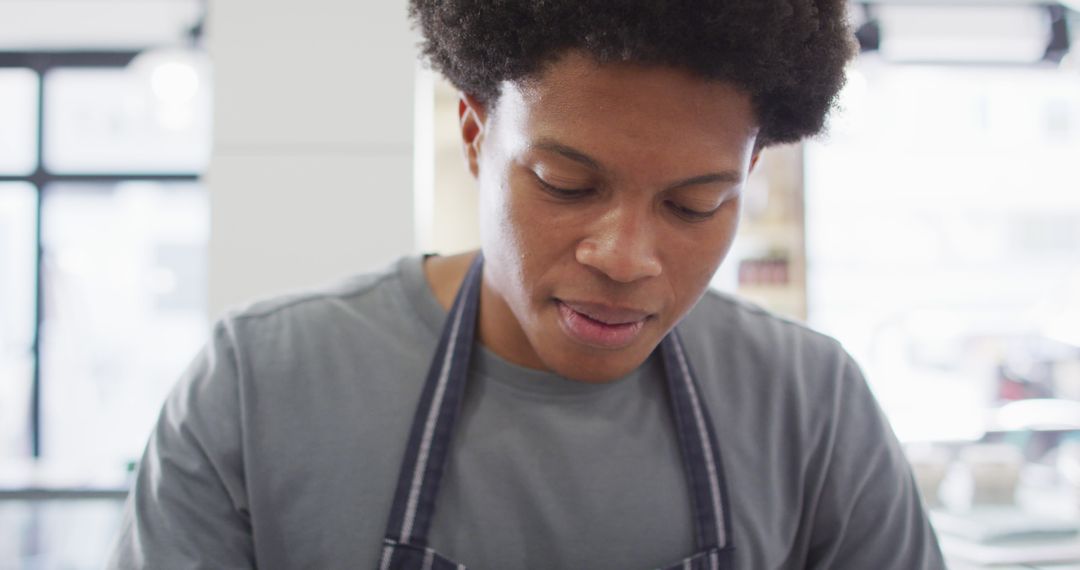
top-left (0, 0), bottom-right (202, 51)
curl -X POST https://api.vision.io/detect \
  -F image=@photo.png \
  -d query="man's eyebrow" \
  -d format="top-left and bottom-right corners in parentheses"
top-left (667, 171), bottom-right (742, 191)
top-left (530, 138), bottom-right (743, 189)
top-left (530, 139), bottom-right (605, 172)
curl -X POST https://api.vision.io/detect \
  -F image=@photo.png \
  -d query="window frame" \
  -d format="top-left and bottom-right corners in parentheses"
top-left (0, 51), bottom-right (201, 465)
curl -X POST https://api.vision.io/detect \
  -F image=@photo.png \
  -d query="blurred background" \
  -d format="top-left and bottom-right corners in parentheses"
top-left (0, 0), bottom-right (1079, 568)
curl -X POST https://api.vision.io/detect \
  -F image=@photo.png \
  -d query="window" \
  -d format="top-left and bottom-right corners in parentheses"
top-left (0, 183), bottom-right (36, 460)
top-left (0, 51), bottom-right (210, 475)
top-left (805, 61), bottom-right (1080, 442)
top-left (41, 182), bottom-right (208, 465)
top-left (44, 66), bottom-right (210, 173)
top-left (0, 68), bottom-right (38, 175)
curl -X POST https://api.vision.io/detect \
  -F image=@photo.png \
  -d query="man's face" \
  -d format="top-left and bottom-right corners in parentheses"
top-left (463, 51), bottom-right (760, 382)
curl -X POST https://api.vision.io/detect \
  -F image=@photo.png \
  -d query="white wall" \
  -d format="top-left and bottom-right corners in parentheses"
top-left (206, 0), bottom-right (419, 317)
top-left (426, 76), bottom-right (482, 255)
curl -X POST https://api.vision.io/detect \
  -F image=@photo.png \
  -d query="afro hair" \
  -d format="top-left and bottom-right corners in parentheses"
top-left (408, 0), bottom-right (857, 146)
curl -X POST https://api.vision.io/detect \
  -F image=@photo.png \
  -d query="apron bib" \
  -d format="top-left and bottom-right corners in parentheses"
top-left (378, 255), bottom-right (735, 570)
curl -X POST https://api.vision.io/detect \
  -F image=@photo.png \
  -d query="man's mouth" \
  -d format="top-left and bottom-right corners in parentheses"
top-left (555, 299), bottom-right (652, 349)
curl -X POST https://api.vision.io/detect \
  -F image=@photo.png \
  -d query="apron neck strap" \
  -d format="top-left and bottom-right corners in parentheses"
top-left (383, 253), bottom-right (484, 547)
top-left (660, 329), bottom-right (733, 551)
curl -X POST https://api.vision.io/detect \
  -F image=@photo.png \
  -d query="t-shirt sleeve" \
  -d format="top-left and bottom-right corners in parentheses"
top-left (106, 319), bottom-right (254, 569)
top-left (806, 353), bottom-right (947, 570)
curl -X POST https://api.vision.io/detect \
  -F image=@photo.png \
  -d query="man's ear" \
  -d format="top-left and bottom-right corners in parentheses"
top-left (458, 93), bottom-right (488, 178)
top-left (748, 151), bottom-right (761, 174)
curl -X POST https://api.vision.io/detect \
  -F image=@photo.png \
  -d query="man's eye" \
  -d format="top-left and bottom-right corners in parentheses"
top-left (667, 201), bottom-right (717, 222)
top-left (536, 178), bottom-right (593, 199)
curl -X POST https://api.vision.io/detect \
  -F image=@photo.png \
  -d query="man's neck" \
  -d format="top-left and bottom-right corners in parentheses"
top-left (422, 250), bottom-right (549, 372)
top-left (422, 250), bottom-right (479, 312)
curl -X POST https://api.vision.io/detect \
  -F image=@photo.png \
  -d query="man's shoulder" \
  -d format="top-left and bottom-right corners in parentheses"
top-left (215, 257), bottom-right (425, 348)
top-left (678, 288), bottom-right (858, 410)
top-left (232, 260), bottom-right (402, 319)
top-left (684, 288), bottom-right (844, 360)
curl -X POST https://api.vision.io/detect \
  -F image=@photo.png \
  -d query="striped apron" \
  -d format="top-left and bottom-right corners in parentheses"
top-left (378, 254), bottom-right (735, 569)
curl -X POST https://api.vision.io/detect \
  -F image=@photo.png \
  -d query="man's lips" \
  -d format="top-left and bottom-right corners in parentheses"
top-left (555, 299), bottom-right (652, 349)
top-left (557, 300), bottom-right (653, 325)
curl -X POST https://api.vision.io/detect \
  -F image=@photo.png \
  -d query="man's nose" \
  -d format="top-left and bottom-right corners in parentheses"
top-left (575, 206), bottom-right (663, 283)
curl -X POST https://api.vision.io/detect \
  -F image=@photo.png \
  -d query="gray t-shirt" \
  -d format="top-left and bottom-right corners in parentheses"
top-left (108, 255), bottom-right (945, 569)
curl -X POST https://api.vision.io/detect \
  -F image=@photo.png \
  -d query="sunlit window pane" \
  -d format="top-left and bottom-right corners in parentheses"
top-left (43, 59), bottom-right (211, 174)
top-left (0, 69), bottom-right (39, 175)
top-left (0, 500), bottom-right (125, 568)
top-left (39, 182), bottom-right (208, 467)
top-left (806, 64), bottom-right (1080, 443)
top-left (0, 183), bottom-right (37, 462)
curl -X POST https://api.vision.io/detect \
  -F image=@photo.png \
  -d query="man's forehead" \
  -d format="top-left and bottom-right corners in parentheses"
top-left (495, 55), bottom-right (760, 139)
top-left (489, 64), bottom-right (760, 177)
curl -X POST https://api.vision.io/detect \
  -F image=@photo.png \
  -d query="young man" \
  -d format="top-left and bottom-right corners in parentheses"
top-left (110, 1), bottom-right (946, 568)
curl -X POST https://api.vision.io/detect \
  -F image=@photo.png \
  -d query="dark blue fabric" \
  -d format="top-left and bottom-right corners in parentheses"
top-left (657, 546), bottom-right (736, 570)
top-left (661, 333), bottom-right (716, 550)
top-left (380, 539), bottom-right (463, 570)
top-left (671, 328), bottom-right (736, 551)
top-left (407, 257), bottom-right (483, 545)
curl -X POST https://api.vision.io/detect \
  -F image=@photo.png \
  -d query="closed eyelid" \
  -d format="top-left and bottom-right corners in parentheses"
top-left (669, 184), bottom-right (737, 207)
top-left (530, 164), bottom-right (595, 189)
top-left (666, 201), bottom-right (720, 222)
top-left (675, 200), bottom-right (722, 214)
top-left (531, 172), bottom-right (594, 198)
